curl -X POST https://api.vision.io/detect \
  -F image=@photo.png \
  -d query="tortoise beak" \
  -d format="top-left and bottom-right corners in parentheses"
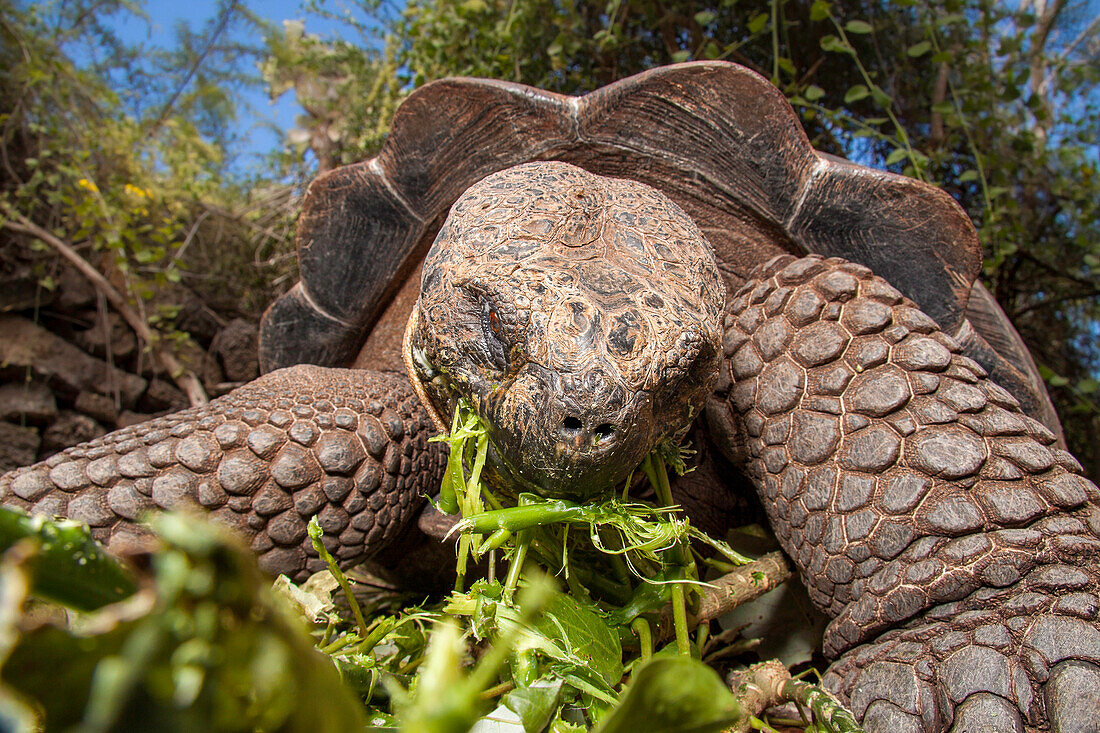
top-left (481, 363), bottom-right (656, 499)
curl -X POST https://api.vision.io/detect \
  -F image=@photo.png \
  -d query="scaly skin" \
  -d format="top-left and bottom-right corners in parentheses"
top-left (709, 254), bottom-right (1100, 731)
top-left (3, 158), bottom-right (1098, 730)
top-left (0, 365), bottom-right (446, 581)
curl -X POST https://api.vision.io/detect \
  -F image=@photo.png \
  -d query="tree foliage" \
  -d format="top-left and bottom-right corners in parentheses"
top-left (0, 0), bottom-right (297, 357)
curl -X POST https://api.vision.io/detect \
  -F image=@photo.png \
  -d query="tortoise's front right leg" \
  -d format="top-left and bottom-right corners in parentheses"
top-left (0, 365), bottom-right (446, 581)
top-left (710, 255), bottom-right (1100, 732)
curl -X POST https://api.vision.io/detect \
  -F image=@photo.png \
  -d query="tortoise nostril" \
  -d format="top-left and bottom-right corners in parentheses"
top-left (594, 423), bottom-right (615, 441)
top-left (563, 416), bottom-right (583, 433)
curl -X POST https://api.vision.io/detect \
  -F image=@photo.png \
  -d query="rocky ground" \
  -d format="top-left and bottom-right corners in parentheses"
top-left (0, 257), bottom-right (260, 473)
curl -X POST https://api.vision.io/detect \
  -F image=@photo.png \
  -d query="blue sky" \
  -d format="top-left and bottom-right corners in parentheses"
top-left (109, 1), bottom-right (363, 164)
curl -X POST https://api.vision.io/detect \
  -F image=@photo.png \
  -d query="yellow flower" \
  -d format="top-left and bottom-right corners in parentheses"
top-left (123, 183), bottom-right (149, 198)
top-left (76, 178), bottom-right (99, 193)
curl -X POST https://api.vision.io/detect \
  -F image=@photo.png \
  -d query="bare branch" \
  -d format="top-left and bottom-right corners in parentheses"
top-left (1058, 13), bottom-right (1100, 62)
top-left (655, 551), bottom-right (793, 642)
top-left (144, 1), bottom-right (238, 139)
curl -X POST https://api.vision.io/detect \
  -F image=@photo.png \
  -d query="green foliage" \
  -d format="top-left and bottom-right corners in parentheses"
top-left (0, 513), bottom-right (369, 731)
top-left (0, 507), bottom-right (136, 612)
top-left (593, 657), bottom-right (741, 733)
top-left (0, 413), bottom-right (860, 731)
top-left (262, 17), bottom-right (402, 171)
top-left (1, 1), bottom-right (297, 356)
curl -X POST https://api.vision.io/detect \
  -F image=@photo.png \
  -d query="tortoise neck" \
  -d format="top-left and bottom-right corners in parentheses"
top-left (402, 304), bottom-right (449, 434)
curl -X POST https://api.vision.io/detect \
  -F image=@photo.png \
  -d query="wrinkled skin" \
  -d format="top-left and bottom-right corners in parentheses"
top-left (3, 162), bottom-right (1100, 732)
top-left (409, 162), bottom-right (724, 498)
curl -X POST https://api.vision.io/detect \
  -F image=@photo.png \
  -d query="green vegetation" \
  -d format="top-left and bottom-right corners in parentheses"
top-left (0, 0), bottom-right (1097, 727)
top-left (1, 0), bottom-right (298, 396)
top-left (0, 405), bottom-right (862, 731)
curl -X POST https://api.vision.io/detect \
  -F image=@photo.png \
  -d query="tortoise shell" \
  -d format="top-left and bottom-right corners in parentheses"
top-left (259, 61), bottom-right (1062, 442)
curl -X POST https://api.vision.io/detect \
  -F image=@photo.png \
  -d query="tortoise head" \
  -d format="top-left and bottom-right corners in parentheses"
top-left (407, 162), bottom-right (725, 499)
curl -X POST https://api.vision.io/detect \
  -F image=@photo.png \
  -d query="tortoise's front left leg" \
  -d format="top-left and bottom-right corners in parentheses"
top-left (0, 365), bottom-right (446, 581)
top-left (709, 254), bottom-right (1100, 732)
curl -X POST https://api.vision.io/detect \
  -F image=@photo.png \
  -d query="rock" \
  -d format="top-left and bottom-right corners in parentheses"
top-left (211, 319), bottom-right (259, 383)
top-left (75, 312), bottom-right (137, 360)
top-left (0, 275), bottom-right (52, 312)
top-left (142, 336), bottom-right (224, 393)
top-left (41, 411), bottom-right (105, 453)
top-left (0, 314), bottom-right (146, 406)
top-left (0, 382), bottom-right (58, 424)
top-left (117, 410), bottom-right (154, 429)
top-left (53, 265), bottom-right (97, 312)
top-left (0, 421), bottom-right (40, 472)
top-left (139, 379), bottom-right (188, 413)
top-left (175, 290), bottom-right (226, 343)
top-left (74, 391), bottom-right (119, 425)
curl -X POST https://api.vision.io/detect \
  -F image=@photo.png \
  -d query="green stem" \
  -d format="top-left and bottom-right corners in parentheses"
top-left (781, 678), bottom-right (865, 733)
top-left (671, 582), bottom-right (690, 656)
top-left (503, 530), bottom-right (530, 601)
top-left (770, 0), bottom-right (781, 84)
top-left (356, 617), bottom-right (396, 655)
top-left (631, 617), bottom-right (653, 662)
top-left (320, 632), bottom-right (360, 656)
top-left (826, 11), bottom-right (925, 180)
top-left (307, 518), bottom-right (369, 638)
top-left (457, 501), bottom-right (588, 534)
top-left (477, 528), bottom-right (511, 555)
top-left (455, 532), bottom-right (472, 592)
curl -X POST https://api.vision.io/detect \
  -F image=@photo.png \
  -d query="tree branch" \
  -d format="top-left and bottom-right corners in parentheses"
top-left (144, 0), bottom-right (238, 139)
top-left (1058, 13), bottom-right (1100, 62)
top-left (654, 551), bottom-right (793, 642)
top-left (2, 210), bottom-right (209, 406)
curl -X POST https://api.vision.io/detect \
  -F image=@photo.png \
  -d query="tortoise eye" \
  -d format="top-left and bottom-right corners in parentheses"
top-left (488, 310), bottom-right (501, 334)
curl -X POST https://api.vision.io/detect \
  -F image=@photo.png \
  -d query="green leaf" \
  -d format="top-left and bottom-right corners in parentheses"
top-left (845, 20), bottom-right (873, 34)
top-left (931, 50), bottom-right (953, 63)
top-left (886, 148), bottom-right (909, 165)
top-left (486, 678), bottom-right (564, 732)
top-left (959, 170), bottom-right (980, 182)
top-left (1078, 379), bottom-right (1098, 395)
top-left (820, 34), bottom-right (852, 54)
top-left (844, 84), bottom-right (870, 104)
top-left (670, 50), bottom-right (691, 63)
top-left (0, 507), bottom-right (137, 612)
top-left (529, 593), bottom-right (623, 687)
top-left (747, 12), bottom-right (769, 34)
top-left (593, 657), bottom-right (743, 733)
top-left (3, 513), bottom-right (370, 732)
top-left (809, 0), bottom-right (831, 22)
top-left (907, 41), bottom-right (932, 57)
top-left (804, 85), bottom-right (826, 101)
top-left (693, 11), bottom-right (716, 25)
top-left (931, 101), bottom-right (955, 115)
top-left (777, 57), bottom-right (795, 75)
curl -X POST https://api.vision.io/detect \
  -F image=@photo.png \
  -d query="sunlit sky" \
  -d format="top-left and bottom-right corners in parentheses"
top-left (109, 1), bottom-right (363, 163)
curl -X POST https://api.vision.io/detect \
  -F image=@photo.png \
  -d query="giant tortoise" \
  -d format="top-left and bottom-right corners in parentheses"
top-left (3, 62), bottom-right (1099, 732)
